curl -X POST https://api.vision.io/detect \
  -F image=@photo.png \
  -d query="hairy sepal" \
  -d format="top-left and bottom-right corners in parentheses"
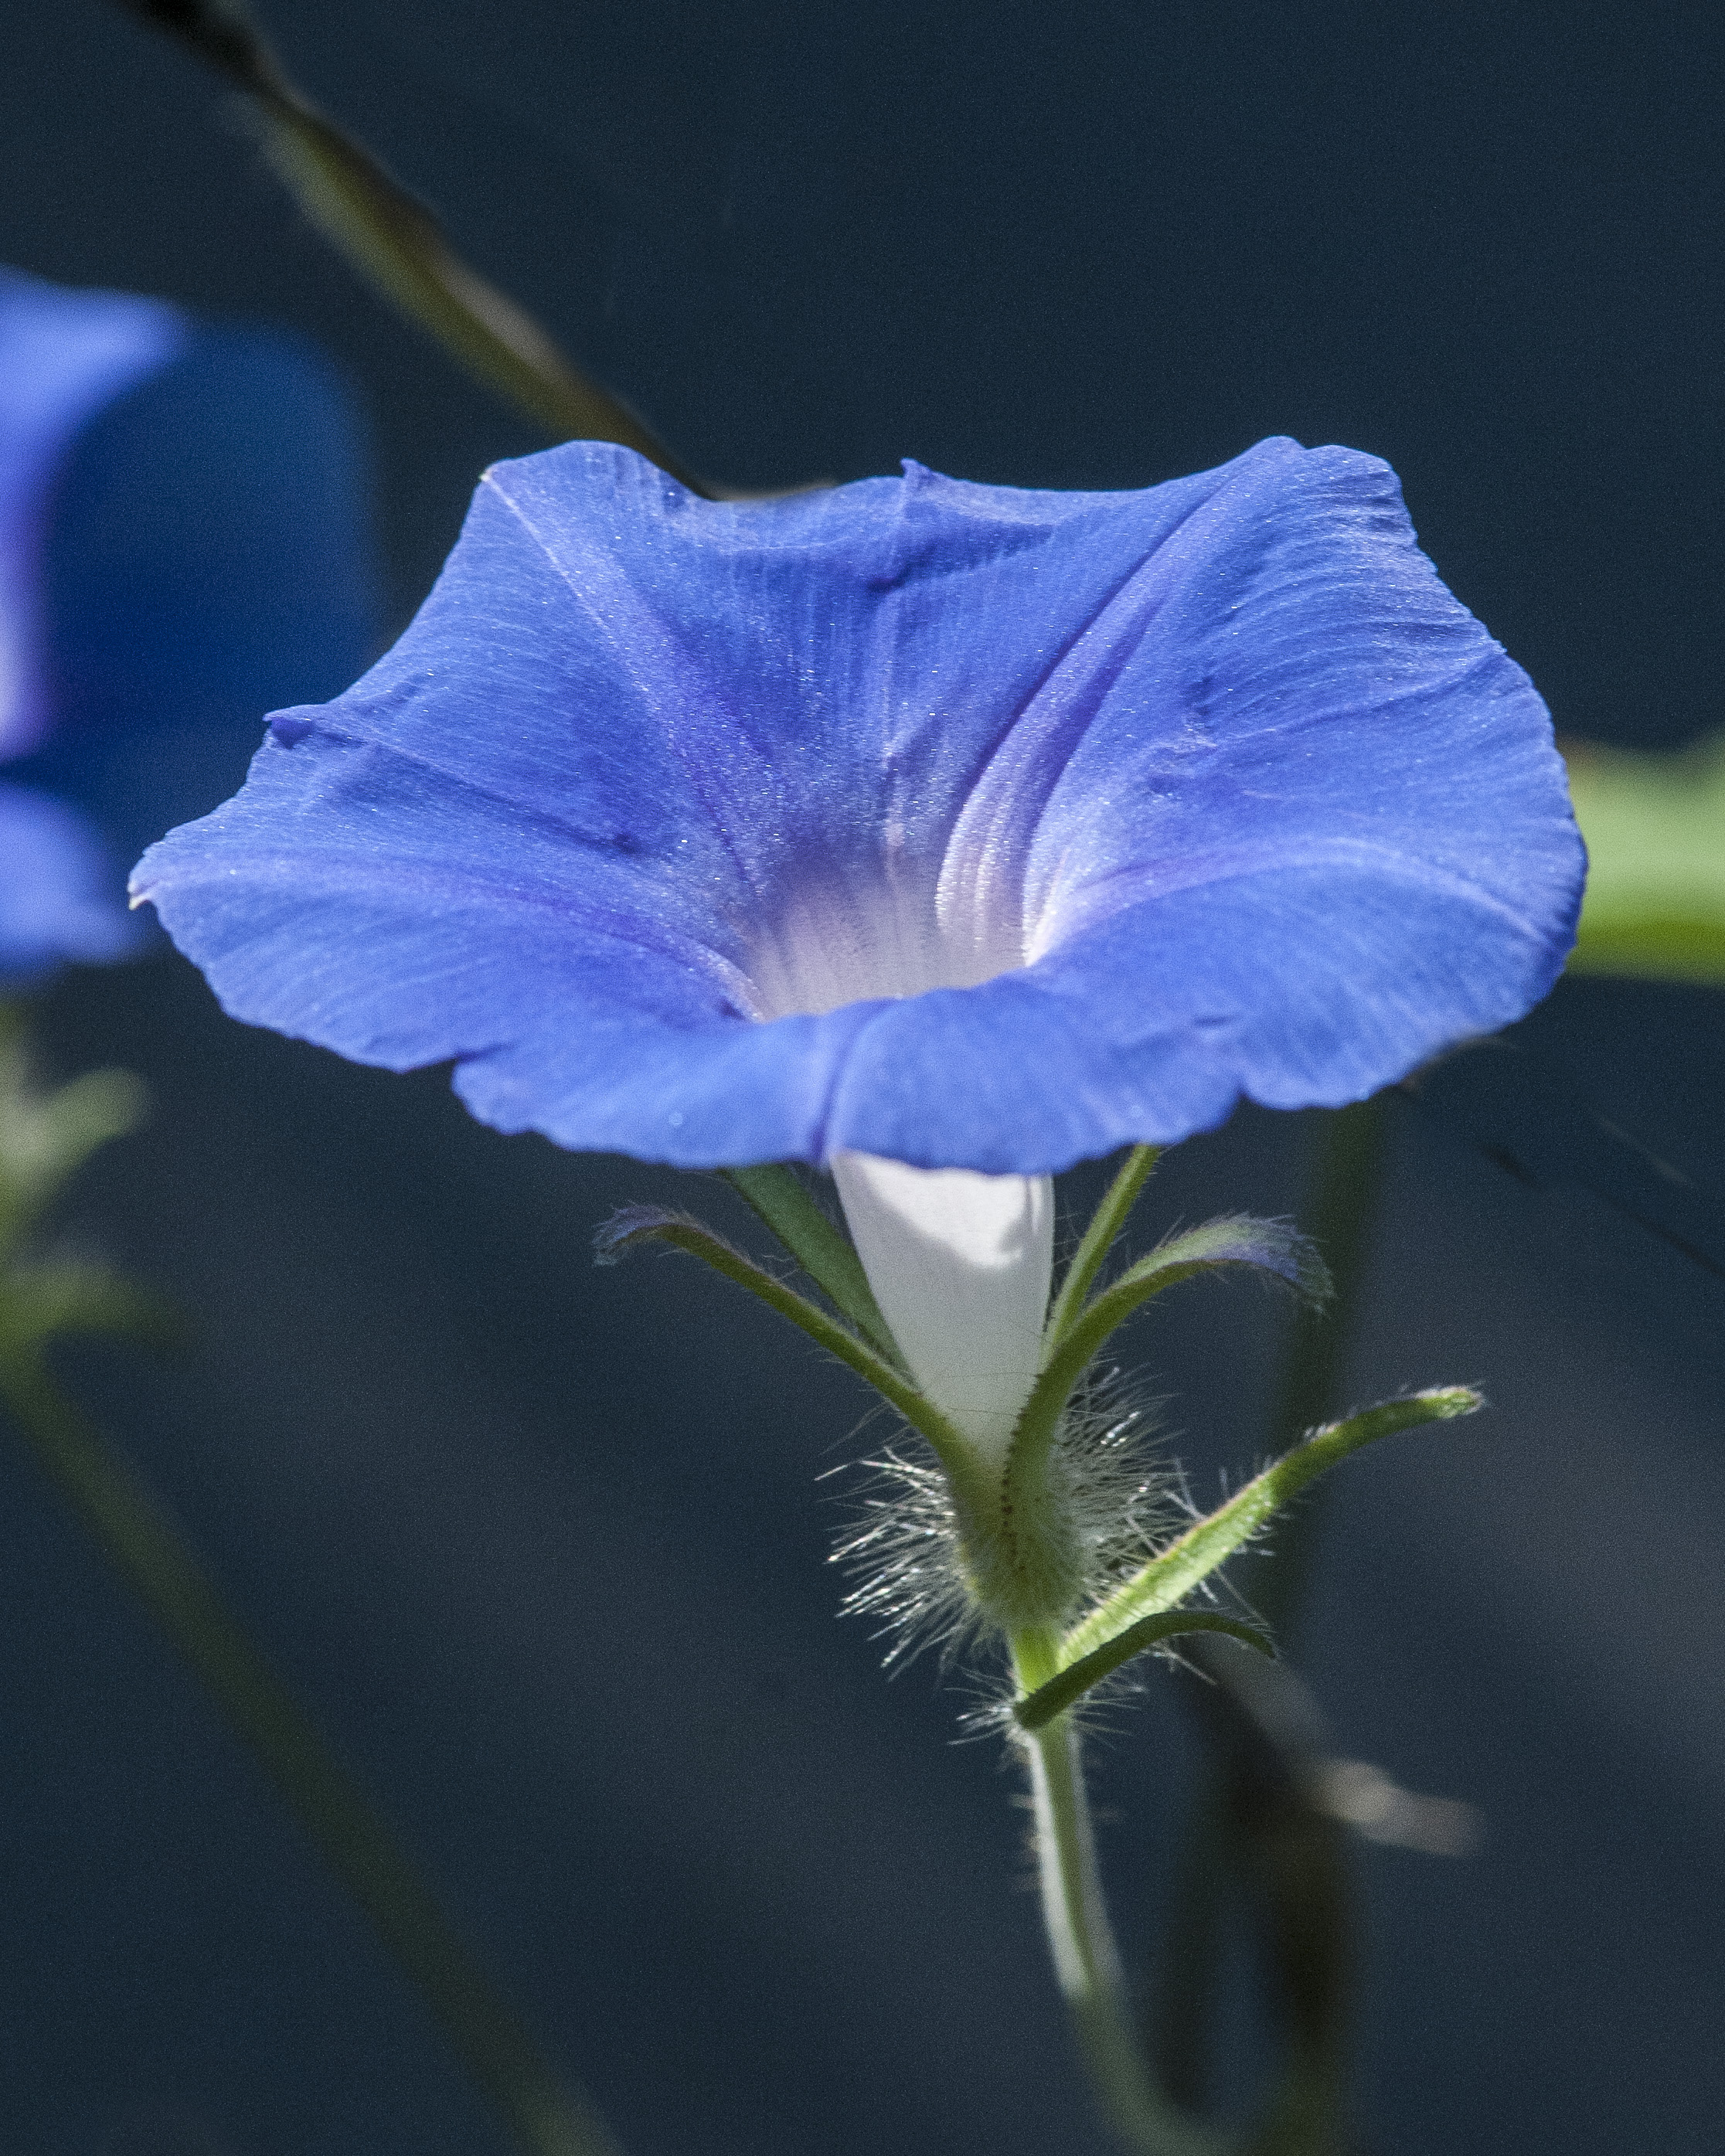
top-left (594, 1203), bottom-right (995, 1528)
top-left (1040, 1144), bottom-right (1159, 1354)
top-left (1056, 1387), bottom-right (1482, 1688)
top-left (1013, 1610), bottom-right (1273, 1732)
top-left (983, 1216), bottom-right (1331, 1631)
top-left (719, 1164), bottom-right (905, 1367)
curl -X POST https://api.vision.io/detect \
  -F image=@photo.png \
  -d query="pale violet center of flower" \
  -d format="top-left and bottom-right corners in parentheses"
top-left (831, 1151), bottom-right (1053, 1470)
top-left (742, 876), bottom-right (1027, 1022)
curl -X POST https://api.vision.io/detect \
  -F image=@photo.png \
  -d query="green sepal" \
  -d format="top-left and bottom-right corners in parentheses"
top-left (719, 1165), bottom-right (905, 1367)
top-left (1002, 1217), bottom-right (1332, 1547)
top-left (1041, 1144), bottom-right (1160, 1356)
top-left (594, 1206), bottom-right (994, 1525)
top-left (1060, 1387), bottom-right (1482, 1673)
top-left (1014, 1611), bottom-right (1272, 1732)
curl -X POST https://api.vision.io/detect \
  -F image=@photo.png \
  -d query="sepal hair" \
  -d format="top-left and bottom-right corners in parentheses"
top-left (832, 1365), bottom-right (1189, 1671)
top-left (831, 1444), bottom-right (975, 1671)
top-left (592, 1202), bottom-right (704, 1266)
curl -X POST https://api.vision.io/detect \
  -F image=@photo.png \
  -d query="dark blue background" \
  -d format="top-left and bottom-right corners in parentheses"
top-left (1, 5), bottom-right (1721, 2152)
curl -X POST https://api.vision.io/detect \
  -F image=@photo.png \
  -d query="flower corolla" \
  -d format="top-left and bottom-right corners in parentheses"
top-left (133, 437), bottom-right (1583, 1161)
top-left (132, 439), bottom-right (1582, 1453)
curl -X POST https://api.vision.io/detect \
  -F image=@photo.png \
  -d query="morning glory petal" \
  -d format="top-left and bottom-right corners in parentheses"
top-left (134, 437), bottom-right (1583, 1173)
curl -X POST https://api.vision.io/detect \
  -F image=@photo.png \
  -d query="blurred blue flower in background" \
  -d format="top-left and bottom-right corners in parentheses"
top-left (1, 270), bottom-right (179, 980)
top-left (134, 436), bottom-right (1582, 1172)
top-left (1, 265), bottom-right (379, 985)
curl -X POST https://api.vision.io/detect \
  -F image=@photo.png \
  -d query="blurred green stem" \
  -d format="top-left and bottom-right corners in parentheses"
top-left (0, 1001), bottom-right (621, 2156)
top-left (1256, 1096), bottom-right (1392, 1627)
top-left (0, 1345), bottom-right (621, 2156)
top-left (1145, 1095), bottom-right (1391, 2148)
top-left (111, 0), bottom-right (697, 485)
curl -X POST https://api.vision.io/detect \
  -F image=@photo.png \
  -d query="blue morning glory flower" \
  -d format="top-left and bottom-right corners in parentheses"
top-left (133, 436), bottom-right (1583, 1171)
top-left (131, 435), bottom-right (1582, 1465)
top-left (1, 266), bottom-right (379, 991)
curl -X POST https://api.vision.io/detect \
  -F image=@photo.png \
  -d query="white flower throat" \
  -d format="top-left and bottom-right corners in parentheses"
top-left (746, 872), bottom-right (1053, 1469)
top-left (831, 1151), bottom-right (1053, 1470)
top-left (742, 870), bottom-right (1029, 1022)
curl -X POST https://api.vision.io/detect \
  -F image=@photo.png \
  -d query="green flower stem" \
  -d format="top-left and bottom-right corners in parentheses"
top-left (1060, 1389), bottom-right (1481, 1671)
top-left (1012, 1636), bottom-right (1223, 2156)
top-left (114, 0), bottom-right (693, 481)
top-left (0, 1343), bottom-right (620, 2156)
top-left (1043, 1145), bottom-right (1161, 1358)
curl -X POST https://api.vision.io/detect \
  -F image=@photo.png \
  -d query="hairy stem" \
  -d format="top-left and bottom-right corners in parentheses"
top-left (1012, 1641), bottom-right (1223, 2156)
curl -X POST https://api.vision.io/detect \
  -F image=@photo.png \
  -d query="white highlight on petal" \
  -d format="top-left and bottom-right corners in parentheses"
top-left (831, 1150), bottom-right (1053, 1471)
